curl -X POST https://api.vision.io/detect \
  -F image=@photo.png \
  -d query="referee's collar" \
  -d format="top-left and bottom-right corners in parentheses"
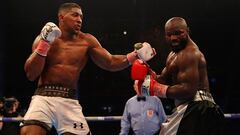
top-left (137, 96), bottom-right (146, 101)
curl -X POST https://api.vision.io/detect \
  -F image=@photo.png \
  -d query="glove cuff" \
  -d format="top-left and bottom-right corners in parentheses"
top-left (127, 51), bottom-right (137, 65)
top-left (153, 82), bottom-right (168, 98)
top-left (34, 40), bottom-right (50, 57)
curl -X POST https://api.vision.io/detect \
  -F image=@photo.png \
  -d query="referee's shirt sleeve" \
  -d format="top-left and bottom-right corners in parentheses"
top-left (120, 101), bottom-right (131, 135)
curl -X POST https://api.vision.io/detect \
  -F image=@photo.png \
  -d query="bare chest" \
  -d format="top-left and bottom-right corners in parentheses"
top-left (47, 40), bottom-right (89, 66)
top-left (166, 53), bottom-right (179, 75)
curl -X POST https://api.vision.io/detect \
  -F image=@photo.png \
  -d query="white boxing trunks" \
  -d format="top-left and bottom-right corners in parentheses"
top-left (20, 95), bottom-right (90, 135)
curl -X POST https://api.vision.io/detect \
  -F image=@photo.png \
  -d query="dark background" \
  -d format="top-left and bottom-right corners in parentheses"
top-left (1, 0), bottom-right (240, 134)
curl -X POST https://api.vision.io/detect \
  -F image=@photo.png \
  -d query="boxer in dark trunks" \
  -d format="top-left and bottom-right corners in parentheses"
top-left (134, 17), bottom-right (225, 135)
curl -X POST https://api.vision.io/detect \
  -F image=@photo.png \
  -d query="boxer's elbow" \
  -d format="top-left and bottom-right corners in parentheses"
top-left (104, 63), bottom-right (127, 72)
top-left (25, 70), bottom-right (38, 81)
top-left (95, 59), bottom-right (118, 72)
top-left (99, 64), bottom-right (117, 72)
top-left (94, 56), bottom-right (128, 72)
top-left (26, 75), bottom-right (35, 81)
top-left (106, 57), bottom-right (129, 72)
top-left (24, 66), bottom-right (38, 81)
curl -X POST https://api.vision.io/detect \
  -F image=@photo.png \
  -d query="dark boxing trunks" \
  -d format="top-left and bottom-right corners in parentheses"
top-left (34, 85), bottom-right (78, 99)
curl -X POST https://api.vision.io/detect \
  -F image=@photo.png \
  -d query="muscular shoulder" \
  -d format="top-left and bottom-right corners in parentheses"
top-left (177, 44), bottom-right (202, 67)
top-left (80, 32), bottom-right (102, 48)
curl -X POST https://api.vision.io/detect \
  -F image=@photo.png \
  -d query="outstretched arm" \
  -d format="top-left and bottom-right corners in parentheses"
top-left (88, 34), bottom-right (156, 72)
top-left (88, 34), bottom-right (132, 71)
top-left (89, 45), bottom-right (130, 72)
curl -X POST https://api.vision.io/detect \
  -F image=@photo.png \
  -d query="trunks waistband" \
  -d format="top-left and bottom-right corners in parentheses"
top-left (194, 90), bottom-right (215, 104)
top-left (34, 85), bottom-right (78, 99)
top-left (175, 90), bottom-right (215, 106)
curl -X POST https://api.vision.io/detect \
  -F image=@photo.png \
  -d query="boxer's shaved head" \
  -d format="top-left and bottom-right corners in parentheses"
top-left (165, 17), bottom-right (188, 31)
top-left (164, 17), bottom-right (190, 52)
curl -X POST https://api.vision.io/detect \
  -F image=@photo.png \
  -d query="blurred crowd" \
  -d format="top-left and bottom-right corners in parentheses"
top-left (0, 96), bottom-right (23, 135)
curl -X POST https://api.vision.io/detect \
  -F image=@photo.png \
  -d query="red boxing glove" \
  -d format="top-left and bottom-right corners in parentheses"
top-left (141, 75), bottom-right (169, 98)
top-left (149, 68), bottom-right (157, 79)
top-left (131, 59), bottom-right (149, 80)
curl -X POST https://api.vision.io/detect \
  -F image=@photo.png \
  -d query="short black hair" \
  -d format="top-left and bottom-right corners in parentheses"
top-left (58, 2), bottom-right (81, 14)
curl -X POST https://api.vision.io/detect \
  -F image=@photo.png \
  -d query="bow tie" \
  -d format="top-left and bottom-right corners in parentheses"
top-left (137, 96), bottom-right (146, 101)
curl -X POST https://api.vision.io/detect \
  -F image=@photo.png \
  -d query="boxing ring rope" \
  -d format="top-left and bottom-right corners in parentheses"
top-left (0, 114), bottom-right (240, 122)
top-left (0, 116), bottom-right (122, 122)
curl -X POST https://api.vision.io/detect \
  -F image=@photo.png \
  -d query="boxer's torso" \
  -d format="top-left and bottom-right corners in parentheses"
top-left (165, 41), bottom-right (210, 94)
top-left (38, 32), bottom-right (91, 89)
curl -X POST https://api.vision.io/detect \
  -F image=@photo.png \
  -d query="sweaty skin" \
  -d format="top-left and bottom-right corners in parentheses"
top-left (157, 17), bottom-right (209, 100)
top-left (24, 7), bottom-right (130, 90)
top-left (22, 5), bottom-right (131, 135)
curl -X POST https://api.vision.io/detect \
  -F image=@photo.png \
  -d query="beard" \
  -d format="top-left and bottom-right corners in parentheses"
top-left (170, 39), bottom-right (188, 52)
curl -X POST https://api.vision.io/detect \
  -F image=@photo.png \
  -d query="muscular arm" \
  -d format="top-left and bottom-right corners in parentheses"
top-left (24, 36), bottom-right (46, 81)
top-left (156, 53), bottom-right (174, 84)
top-left (166, 52), bottom-right (199, 100)
top-left (87, 34), bottom-right (130, 71)
top-left (156, 67), bottom-right (169, 84)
